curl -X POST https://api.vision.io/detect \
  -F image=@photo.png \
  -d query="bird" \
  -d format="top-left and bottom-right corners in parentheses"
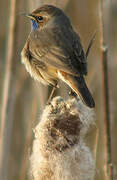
top-left (21, 4), bottom-right (95, 108)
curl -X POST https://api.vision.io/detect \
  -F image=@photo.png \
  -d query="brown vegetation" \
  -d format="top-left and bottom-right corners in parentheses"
top-left (0, 0), bottom-right (116, 179)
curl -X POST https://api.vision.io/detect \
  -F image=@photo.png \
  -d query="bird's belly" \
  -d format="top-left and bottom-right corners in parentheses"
top-left (21, 49), bottom-right (58, 86)
top-left (39, 66), bottom-right (58, 86)
top-left (21, 50), bottom-right (47, 84)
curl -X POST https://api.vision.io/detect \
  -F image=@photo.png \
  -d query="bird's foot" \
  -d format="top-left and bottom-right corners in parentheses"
top-left (69, 90), bottom-right (77, 98)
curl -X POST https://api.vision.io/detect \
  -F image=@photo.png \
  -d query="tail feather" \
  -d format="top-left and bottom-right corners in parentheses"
top-left (67, 75), bottom-right (95, 108)
top-left (58, 71), bottom-right (95, 108)
top-left (76, 77), bottom-right (95, 108)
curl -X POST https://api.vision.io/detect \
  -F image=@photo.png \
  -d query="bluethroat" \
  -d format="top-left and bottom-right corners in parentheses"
top-left (21, 5), bottom-right (95, 108)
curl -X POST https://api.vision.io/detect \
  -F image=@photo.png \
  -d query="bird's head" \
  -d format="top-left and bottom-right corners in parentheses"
top-left (24, 5), bottom-right (67, 30)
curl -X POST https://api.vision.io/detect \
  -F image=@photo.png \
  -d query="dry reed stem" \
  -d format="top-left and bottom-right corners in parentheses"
top-left (0, 0), bottom-right (16, 179)
top-left (93, 128), bottom-right (99, 162)
top-left (99, 0), bottom-right (113, 179)
top-left (30, 96), bottom-right (96, 180)
top-left (91, 128), bottom-right (99, 180)
top-left (19, 98), bottom-right (37, 180)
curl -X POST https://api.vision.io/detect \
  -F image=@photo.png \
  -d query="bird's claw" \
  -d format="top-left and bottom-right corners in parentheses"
top-left (69, 90), bottom-right (77, 97)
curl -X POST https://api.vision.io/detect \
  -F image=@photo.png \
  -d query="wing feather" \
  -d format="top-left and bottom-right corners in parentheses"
top-left (28, 26), bottom-right (87, 76)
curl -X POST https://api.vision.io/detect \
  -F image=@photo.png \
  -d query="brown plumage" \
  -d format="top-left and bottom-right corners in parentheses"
top-left (21, 5), bottom-right (95, 108)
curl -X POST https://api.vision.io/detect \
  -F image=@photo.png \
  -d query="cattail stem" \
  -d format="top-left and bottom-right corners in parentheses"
top-left (99, 0), bottom-right (113, 179)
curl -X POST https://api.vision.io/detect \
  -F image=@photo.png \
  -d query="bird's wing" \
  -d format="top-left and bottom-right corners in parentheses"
top-left (28, 27), bottom-right (87, 76)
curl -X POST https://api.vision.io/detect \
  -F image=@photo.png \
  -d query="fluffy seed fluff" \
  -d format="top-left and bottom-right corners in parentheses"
top-left (29, 96), bottom-right (95, 180)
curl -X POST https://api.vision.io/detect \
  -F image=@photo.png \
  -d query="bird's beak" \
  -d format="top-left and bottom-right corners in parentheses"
top-left (21, 13), bottom-right (36, 20)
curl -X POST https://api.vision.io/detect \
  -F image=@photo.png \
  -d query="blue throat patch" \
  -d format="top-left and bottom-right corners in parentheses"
top-left (31, 20), bottom-right (39, 30)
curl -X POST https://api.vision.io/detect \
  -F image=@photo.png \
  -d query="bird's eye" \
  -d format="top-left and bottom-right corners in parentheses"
top-left (37, 16), bottom-right (43, 21)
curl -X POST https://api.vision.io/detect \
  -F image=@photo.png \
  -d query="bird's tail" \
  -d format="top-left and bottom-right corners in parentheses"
top-left (66, 74), bottom-right (95, 108)
top-left (58, 71), bottom-right (95, 108)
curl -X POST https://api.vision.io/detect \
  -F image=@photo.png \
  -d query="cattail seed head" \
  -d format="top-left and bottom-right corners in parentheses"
top-left (30, 97), bottom-right (95, 180)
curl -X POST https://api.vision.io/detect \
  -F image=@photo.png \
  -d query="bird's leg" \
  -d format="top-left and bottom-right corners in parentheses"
top-left (47, 83), bottom-right (57, 104)
top-left (69, 89), bottom-right (81, 102)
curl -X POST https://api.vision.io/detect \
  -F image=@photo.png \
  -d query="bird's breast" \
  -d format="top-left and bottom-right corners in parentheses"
top-left (21, 45), bottom-right (59, 86)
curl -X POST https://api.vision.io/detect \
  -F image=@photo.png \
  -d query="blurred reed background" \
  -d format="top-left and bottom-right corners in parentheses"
top-left (0, 0), bottom-right (117, 179)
